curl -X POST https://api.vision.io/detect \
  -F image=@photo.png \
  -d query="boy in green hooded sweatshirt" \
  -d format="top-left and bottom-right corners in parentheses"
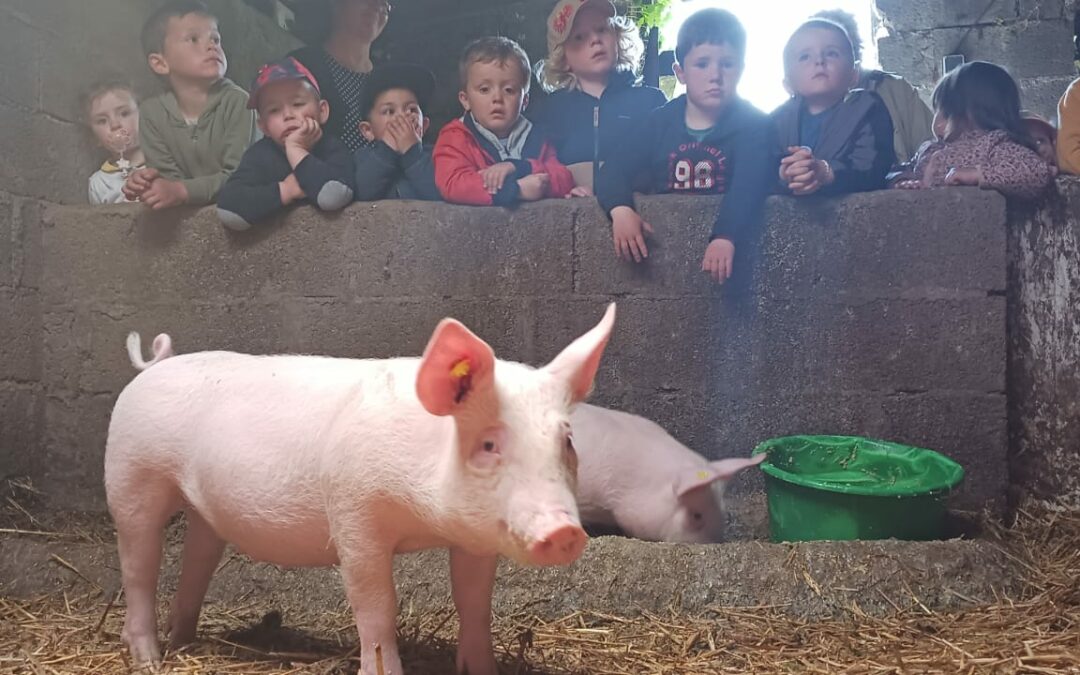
top-left (123, 0), bottom-right (257, 209)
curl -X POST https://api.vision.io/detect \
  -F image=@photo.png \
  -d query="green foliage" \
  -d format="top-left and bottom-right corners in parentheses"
top-left (628, 0), bottom-right (673, 31)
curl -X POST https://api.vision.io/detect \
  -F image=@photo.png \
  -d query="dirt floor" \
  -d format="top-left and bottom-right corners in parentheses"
top-left (0, 478), bottom-right (1077, 674)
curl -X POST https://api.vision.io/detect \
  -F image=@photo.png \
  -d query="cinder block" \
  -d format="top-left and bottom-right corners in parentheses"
top-left (879, 21), bottom-right (1075, 89)
top-left (760, 189), bottom-right (1007, 299)
top-left (0, 383), bottom-right (43, 481)
top-left (341, 199), bottom-right (576, 298)
top-left (0, 192), bottom-right (12, 288)
top-left (530, 296), bottom-right (714, 394)
top-left (40, 392), bottom-right (114, 510)
top-left (0, 288), bottom-right (41, 382)
top-left (42, 300), bottom-right (294, 396)
top-left (1018, 75), bottom-right (1075, 122)
top-left (877, 0), bottom-right (1017, 31)
top-left (15, 197), bottom-right (43, 290)
top-left (285, 296), bottom-right (531, 362)
top-left (0, 9), bottom-right (42, 110)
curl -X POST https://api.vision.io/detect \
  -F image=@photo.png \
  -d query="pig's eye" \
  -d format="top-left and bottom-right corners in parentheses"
top-left (482, 440), bottom-right (497, 453)
top-left (692, 512), bottom-right (703, 521)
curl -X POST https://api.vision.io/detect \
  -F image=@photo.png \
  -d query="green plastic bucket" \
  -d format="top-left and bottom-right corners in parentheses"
top-left (752, 435), bottom-right (964, 542)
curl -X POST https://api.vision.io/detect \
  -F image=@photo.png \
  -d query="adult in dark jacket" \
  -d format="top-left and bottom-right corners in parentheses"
top-left (289, 0), bottom-right (390, 152)
top-left (528, 0), bottom-right (666, 189)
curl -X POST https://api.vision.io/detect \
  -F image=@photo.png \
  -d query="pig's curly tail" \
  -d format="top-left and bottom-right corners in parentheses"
top-left (126, 332), bottom-right (174, 371)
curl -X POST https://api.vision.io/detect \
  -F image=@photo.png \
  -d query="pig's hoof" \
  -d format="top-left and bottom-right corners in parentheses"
top-left (456, 653), bottom-right (498, 675)
top-left (122, 636), bottom-right (163, 670)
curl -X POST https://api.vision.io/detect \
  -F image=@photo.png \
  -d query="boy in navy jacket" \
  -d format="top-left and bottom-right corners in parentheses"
top-left (596, 9), bottom-right (773, 283)
top-left (217, 57), bottom-right (354, 230)
top-left (353, 63), bottom-right (441, 201)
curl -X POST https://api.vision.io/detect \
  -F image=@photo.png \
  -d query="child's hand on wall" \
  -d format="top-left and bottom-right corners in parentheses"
top-left (781, 146), bottom-right (833, 195)
top-left (779, 146), bottom-right (813, 183)
top-left (610, 205), bottom-right (653, 263)
top-left (385, 115), bottom-right (421, 155)
top-left (278, 174), bottom-right (305, 204)
top-left (479, 162), bottom-right (517, 194)
top-left (141, 177), bottom-right (188, 210)
top-left (944, 166), bottom-right (983, 187)
top-left (123, 167), bottom-right (160, 201)
top-left (517, 173), bottom-right (549, 201)
top-left (701, 238), bottom-right (734, 283)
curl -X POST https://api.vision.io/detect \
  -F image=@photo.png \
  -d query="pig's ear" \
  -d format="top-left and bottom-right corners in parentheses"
top-left (543, 303), bottom-right (616, 403)
top-left (673, 455), bottom-right (766, 498)
top-left (416, 318), bottom-right (496, 416)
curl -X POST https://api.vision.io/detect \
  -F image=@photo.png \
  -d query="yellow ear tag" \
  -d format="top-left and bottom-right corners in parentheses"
top-left (450, 359), bottom-right (471, 379)
top-left (696, 470), bottom-right (711, 481)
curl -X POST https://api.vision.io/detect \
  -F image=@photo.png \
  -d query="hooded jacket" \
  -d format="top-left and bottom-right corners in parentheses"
top-left (527, 70), bottom-right (667, 171)
top-left (771, 89), bottom-right (895, 195)
top-left (138, 78), bottom-right (258, 205)
top-left (595, 94), bottom-right (773, 243)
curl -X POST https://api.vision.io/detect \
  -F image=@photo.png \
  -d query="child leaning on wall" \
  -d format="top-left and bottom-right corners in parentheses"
top-left (81, 79), bottom-right (146, 205)
top-left (894, 61), bottom-right (1052, 200)
top-left (434, 37), bottom-right (582, 206)
top-left (594, 8), bottom-right (773, 284)
top-left (772, 19), bottom-right (895, 197)
top-left (216, 57), bottom-right (355, 230)
top-left (123, 0), bottom-right (257, 209)
top-left (527, 0), bottom-right (667, 190)
top-left (353, 63), bottom-right (441, 201)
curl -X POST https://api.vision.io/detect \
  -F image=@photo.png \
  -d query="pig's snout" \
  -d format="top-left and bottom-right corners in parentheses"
top-left (527, 515), bottom-right (586, 566)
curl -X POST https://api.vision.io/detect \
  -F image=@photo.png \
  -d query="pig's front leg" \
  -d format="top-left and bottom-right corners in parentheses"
top-left (449, 548), bottom-right (499, 675)
top-left (339, 551), bottom-right (403, 675)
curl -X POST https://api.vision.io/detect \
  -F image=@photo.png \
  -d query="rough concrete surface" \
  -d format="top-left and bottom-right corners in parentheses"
top-left (0, 520), bottom-right (1020, 622)
top-left (1008, 179), bottom-right (1080, 510)
top-left (19, 188), bottom-right (1010, 516)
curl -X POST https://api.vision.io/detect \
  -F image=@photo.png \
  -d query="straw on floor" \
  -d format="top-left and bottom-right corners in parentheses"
top-left (1, 505), bottom-right (1077, 674)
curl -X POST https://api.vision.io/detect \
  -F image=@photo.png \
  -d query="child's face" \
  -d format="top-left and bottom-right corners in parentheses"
top-left (360, 88), bottom-right (428, 143)
top-left (673, 42), bottom-right (743, 115)
top-left (458, 59), bottom-right (528, 137)
top-left (88, 89), bottom-right (140, 156)
top-left (150, 13), bottom-right (227, 83)
top-left (563, 7), bottom-right (617, 82)
top-left (256, 80), bottom-right (330, 146)
top-left (1027, 124), bottom-right (1057, 167)
top-left (784, 27), bottom-right (856, 104)
top-left (932, 109), bottom-right (947, 140)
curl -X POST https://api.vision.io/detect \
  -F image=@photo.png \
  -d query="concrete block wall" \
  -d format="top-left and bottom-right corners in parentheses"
top-left (28, 189), bottom-right (1008, 513)
top-left (1009, 178), bottom-right (1080, 511)
top-left (876, 0), bottom-right (1077, 120)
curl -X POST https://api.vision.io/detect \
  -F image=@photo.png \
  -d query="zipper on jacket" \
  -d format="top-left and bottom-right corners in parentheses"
top-left (592, 104), bottom-right (600, 187)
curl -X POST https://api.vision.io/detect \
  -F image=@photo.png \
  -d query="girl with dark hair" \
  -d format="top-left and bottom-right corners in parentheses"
top-left (289, 0), bottom-right (391, 152)
top-left (894, 61), bottom-right (1052, 199)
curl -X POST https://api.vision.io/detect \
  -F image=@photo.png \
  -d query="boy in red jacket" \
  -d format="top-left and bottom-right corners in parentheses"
top-left (435, 36), bottom-right (582, 205)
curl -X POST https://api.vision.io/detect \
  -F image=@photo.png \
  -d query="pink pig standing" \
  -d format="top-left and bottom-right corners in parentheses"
top-left (104, 305), bottom-right (617, 675)
top-left (569, 403), bottom-right (764, 543)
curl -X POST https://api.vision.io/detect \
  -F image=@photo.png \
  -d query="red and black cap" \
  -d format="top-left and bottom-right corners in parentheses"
top-left (248, 56), bottom-right (322, 110)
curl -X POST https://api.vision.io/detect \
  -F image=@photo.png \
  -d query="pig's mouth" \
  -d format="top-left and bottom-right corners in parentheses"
top-left (503, 512), bottom-right (586, 566)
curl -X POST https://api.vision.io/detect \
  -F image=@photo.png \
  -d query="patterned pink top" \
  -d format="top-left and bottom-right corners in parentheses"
top-left (908, 129), bottom-right (1052, 200)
